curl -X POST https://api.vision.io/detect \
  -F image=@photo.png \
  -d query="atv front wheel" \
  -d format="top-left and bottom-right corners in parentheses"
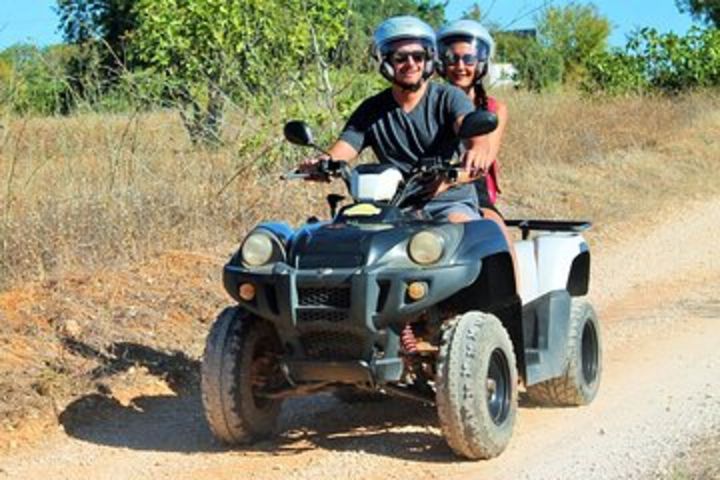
top-left (436, 311), bottom-right (518, 460)
top-left (201, 307), bottom-right (284, 444)
top-left (526, 298), bottom-right (602, 406)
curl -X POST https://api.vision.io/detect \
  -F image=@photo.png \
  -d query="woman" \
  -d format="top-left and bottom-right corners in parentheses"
top-left (437, 20), bottom-right (519, 288)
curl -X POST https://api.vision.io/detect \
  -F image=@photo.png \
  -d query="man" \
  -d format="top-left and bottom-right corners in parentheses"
top-left (301, 16), bottom-right (493, 223)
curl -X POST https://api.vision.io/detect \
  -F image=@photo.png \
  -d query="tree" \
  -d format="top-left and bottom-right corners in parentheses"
top-left (131, 0), bottom-right (350, 144)
top-left (339, 0), bottom-right (447, 71)
top-left (582, 26), bottom-right (720, 95)
top-left (536, 3), bottom-right (611, 83)
top-left (676, 0), bottom-right (720, 27)
top-left (0, 44), bottom-right (74, 114)
top-left (462, 3), bottom-right (483, 22)
top-left (56, 0), bottom-right (140, 108)
top-left (57, 0), bottom-right (137, 52)
top-left (496, 33), bottom-right (564, 91)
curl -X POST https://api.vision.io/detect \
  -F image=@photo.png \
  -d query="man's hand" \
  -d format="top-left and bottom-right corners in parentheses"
top-left (297, 153), bottom-right (331, 182)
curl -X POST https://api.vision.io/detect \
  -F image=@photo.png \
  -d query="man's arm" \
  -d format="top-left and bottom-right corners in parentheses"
top-left (327, 139), bottom-right (360, 161)
top-left (298, 139), bottom-right (359, 179)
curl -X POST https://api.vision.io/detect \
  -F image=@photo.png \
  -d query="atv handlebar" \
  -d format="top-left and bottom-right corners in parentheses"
top-left (282, 159), bottom-right (350, 184)
top-left (414, 156), bottom-right (463, 182)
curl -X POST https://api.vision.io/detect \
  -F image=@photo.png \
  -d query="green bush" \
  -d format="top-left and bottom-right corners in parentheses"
top-left (0, 44), bottom-right (73, 115)
top-left (582, 50), bottom-right (649, 96)
top-left (583, 26), bottom-right (720, 95)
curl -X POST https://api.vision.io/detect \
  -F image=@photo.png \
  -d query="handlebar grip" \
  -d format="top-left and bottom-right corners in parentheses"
top-left (318, 159), bottom-right (344, 172)
top-left (281, 171), bottom-right (312, 180)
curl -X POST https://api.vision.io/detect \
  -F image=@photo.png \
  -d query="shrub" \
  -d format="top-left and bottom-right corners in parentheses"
top-left (583, 26), bottom-right (720, 95)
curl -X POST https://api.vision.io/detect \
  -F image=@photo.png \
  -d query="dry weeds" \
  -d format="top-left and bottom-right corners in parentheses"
top-left (1, 90), bottom-right (719, 287)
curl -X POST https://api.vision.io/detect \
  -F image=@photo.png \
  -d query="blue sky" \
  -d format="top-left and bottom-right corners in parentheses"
top-left (0, 0), bottom-right (699, 50)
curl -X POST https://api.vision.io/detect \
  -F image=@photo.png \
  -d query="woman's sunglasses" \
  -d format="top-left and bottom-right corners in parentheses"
top-left (390, 50), bottom-right (429, 65)
top-left (443, 52), bottom-right (480, 66)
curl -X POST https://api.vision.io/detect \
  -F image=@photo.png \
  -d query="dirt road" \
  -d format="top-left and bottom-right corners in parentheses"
top-left (1, 199), bottom-right (719, 480)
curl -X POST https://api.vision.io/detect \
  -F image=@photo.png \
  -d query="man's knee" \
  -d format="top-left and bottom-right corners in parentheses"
top-left (447, 212), bottom-right (474, 223)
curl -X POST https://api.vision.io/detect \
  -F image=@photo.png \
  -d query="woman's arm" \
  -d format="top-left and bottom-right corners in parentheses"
top-left (486, 99), bottom-right (508, 164)
top-left (459, 99), bottom-right (508, 181)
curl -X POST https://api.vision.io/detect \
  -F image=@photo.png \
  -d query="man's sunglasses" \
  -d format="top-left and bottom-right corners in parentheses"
top-left (443, 52), bottom-right (480, 66)
top-left (390, 51), bottom-right (429, 65)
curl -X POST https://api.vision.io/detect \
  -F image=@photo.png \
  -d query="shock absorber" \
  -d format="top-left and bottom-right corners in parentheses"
top-left (401, 323), bottom-right (418, 354)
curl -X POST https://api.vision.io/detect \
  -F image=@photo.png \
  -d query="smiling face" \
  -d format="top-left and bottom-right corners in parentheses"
top-left (444, 41), bottom-right (479, 90)
top-left (388, 39), bottom-right (427, 89)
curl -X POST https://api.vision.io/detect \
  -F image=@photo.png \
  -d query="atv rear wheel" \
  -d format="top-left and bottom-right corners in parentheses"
top-left (436, 311), bottom-right (518, 460)
top-left (201, 307), bottom-right (284, 444)
top-left (526, 298), bottom-right (602, 406)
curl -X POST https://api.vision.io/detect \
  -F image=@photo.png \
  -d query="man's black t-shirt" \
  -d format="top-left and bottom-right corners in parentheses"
top-left (339, 82), bottom-right (474, 175)
top-left (339, 82), bottom-right (477, 206)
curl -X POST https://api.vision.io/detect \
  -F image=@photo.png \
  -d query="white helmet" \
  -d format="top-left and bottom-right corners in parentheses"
top-left (372, 16), bottom-right (436, 83)
top-left (436, 19), bottom-right (495, 81)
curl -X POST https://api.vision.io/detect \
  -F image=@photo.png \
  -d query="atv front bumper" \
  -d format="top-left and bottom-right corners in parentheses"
top-left (223, 261), bottom-right (481, 372)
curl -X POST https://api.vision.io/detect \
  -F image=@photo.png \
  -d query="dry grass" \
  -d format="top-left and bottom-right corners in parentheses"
top-left (498, 89), bottom-right (720, 239)
top-left (0, 108), bottom-right (334, 287)
top-left (1, 89), bottom-right (719, 287)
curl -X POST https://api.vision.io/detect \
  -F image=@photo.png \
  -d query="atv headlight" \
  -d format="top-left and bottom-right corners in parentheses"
top-left (408, 230), bottom-right (444, 265)
top-left (241, 231), bottom-right (280, 267)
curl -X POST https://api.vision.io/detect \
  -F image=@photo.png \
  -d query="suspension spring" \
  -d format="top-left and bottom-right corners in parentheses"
top-left (401, 323), bottom-right (418, 354)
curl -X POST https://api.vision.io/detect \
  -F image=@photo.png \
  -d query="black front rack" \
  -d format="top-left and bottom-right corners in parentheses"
top-left (505, 219), bottom-right (592, 240)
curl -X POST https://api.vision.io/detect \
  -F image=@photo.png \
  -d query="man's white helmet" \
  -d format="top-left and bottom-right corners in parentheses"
top-left (372, 16), bottom-right (436, 83)
top-left (436, 19), bottom-right (495, 81)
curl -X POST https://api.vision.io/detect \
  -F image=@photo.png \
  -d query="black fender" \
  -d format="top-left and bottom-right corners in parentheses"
top-left (567, 249), bottom-right (590, 296)
top-left (441, 219), bottom-right (525, 380)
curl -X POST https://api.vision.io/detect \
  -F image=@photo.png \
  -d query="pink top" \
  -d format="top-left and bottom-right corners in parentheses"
top-left (485, 96), bottom-right (501, 205)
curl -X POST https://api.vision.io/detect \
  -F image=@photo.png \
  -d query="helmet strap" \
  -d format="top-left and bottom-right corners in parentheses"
top-left (474, 61), bottom-right (488, 84)
top-left (379, 60), bottom-right (395, 83)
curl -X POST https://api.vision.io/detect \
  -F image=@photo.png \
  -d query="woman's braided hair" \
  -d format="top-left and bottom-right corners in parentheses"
top-left (474, 82), bottom-right (489, 111)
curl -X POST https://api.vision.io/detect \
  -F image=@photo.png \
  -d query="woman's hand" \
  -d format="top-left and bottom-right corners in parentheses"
top-left (461, 137), bottom-right (493, 178)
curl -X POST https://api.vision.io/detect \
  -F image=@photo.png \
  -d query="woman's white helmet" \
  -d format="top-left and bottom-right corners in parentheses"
top-left (436, 19), bottom-right (495, 82)
top-left (372, 16), bottom-right (436, 83)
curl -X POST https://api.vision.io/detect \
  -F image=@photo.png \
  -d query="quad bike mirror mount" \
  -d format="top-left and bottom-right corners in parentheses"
top-left (458, 110), bottom-right (498, 139)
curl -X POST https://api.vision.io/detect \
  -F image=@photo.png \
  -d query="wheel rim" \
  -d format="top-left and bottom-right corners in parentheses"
top-left (486, 348), bottom-right (511, 425)
top-left (580, 319), bottom-right (599, 385)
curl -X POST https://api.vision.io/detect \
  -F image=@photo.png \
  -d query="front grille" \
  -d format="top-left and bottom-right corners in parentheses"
top-left (300, 331), bottom-right (365, 360)
top-left (298, 254), bottom-right (363, 269)
top-left (298, 287), bottom-right (350, 308)
top-left (297, 309), bottom-right (348, 323)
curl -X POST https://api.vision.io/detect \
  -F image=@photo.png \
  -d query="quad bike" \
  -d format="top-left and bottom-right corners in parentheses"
top-left (200, 111), bottom-right (602, 460)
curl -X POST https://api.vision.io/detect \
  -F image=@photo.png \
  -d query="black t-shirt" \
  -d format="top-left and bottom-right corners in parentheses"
top-left (339, 82), bottom-right (474, 175)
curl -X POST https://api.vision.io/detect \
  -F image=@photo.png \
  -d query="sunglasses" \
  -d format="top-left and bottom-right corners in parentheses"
top-left (390, 50), bottom-right (429, 65)
top-left (444, 52), bottom-right (480, 66)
